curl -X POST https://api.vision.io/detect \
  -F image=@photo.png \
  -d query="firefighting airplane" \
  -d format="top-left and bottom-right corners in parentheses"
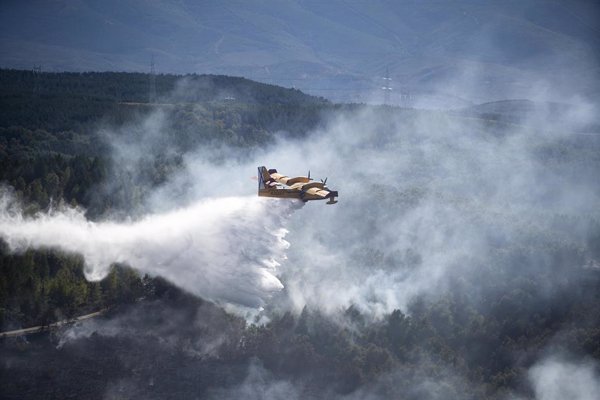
top-left (258, 166), bottom-right (338, 204)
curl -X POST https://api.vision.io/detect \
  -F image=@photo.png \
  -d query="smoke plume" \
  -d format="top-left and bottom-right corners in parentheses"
top-left (528, 355), bottom-right (600, 400)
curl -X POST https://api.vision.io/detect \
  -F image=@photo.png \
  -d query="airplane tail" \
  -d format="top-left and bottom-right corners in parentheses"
top-left (258, 166), bottom-right (272, 192)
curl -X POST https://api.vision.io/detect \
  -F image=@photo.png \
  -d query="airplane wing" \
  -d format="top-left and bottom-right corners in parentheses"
top-left (270, 171), bottom-right (310, 187)
top-left (304, 187), bottom-right (331, 198)
top-left (270, 172), bottom-right (291, 186)
top-left (303, 186), bottom-right (338, 204)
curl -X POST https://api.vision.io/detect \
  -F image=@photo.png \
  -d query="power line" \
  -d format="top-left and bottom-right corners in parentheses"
top-left (149, 55), bottom-right (157, 103)
top-left (32, 64), bottom-right (42, 97)
top-left (381, 67), bottom-right (392, 104)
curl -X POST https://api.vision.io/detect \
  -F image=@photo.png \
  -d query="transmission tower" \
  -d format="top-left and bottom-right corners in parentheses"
top-left (148, 56), bottom-right (157, 103)
top-left (32, 64), bottom-right (42, 97)
top-left (381, 67), bottom-right (392, 105)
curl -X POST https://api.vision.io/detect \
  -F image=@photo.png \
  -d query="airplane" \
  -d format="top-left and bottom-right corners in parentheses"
top-left (258, 166), bottom-right (338, 204)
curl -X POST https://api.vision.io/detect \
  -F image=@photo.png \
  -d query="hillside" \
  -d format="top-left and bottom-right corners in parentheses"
top-left (0, 69), bottom-right (332, 218)
top-left (0, 69), bottom-right (328, 148)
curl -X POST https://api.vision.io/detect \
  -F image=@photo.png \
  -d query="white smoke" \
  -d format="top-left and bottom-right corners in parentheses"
top-left (256, 103), bottom-right (600, 318)
top-left (528, 355), bottom-right (600, 400)
top-left (74, 95), bottom-right (597, 320)
top-left (1, 96), bottom-right (598, 320)
top-left (0, 188), bottom-right (300, 310)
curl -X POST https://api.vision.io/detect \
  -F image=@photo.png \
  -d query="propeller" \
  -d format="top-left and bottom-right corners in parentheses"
top-left (308, 170), bottom-right (311, 180)
top-left (321, 177), bottom-right (327, 185)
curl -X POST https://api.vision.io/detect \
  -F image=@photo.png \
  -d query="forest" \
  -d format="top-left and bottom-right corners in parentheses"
top-left (0, 68), bottom-right (331, 327)
top-left (1, 69), bottom-right (599, 399)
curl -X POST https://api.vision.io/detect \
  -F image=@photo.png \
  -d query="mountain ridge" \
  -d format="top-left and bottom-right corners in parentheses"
top-left (1, 0), bottom-right (599, 104)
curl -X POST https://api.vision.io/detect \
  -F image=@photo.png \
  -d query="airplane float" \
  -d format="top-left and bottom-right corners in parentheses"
top-left (258, 166), bottom-right (338, 204)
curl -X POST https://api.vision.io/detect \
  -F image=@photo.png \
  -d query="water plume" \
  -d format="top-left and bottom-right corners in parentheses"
top-left (0, 189), bottom-right (300, 309)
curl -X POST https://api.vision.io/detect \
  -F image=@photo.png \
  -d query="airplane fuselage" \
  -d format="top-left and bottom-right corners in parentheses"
top-left (257, 166), bottom-right (338, 204)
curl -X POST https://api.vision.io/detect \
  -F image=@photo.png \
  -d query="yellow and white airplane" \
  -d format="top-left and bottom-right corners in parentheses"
top-left (258, 166), bottom-right (338, 204)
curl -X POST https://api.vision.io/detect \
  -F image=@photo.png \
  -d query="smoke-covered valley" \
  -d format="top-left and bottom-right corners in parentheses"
top-left (1, 70), bottom-right (600, 398)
